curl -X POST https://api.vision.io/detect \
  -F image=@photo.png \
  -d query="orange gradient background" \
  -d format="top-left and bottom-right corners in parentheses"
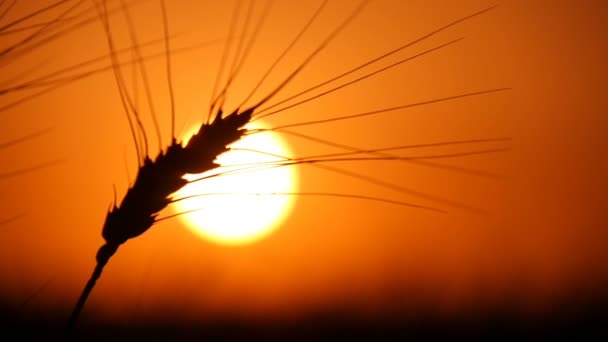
top-left (1, 0), bottom-right (607, 334)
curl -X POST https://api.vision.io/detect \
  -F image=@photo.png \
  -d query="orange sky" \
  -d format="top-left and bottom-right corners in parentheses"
top-left (1, 0), bottom-right (607, 331)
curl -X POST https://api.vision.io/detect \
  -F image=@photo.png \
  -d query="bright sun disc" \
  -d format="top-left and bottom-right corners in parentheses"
top-left (173, 123), bottom-right (297, 246)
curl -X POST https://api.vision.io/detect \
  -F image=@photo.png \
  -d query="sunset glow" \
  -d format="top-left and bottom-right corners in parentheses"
top-left (1, 0), bottom-right (607, 338)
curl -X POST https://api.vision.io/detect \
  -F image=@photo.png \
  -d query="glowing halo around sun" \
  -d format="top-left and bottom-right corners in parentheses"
top-left (172, 122), bottom-right (298, 246)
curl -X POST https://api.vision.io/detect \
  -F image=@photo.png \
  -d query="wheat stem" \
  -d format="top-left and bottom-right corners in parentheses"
top-left (66, 243), bottom-right (119, 334)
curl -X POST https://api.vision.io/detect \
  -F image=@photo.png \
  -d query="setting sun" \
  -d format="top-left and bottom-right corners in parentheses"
top-left (172, 123), bottom-right (297, 246)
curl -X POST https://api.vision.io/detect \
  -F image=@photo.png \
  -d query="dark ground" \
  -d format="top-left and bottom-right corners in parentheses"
top-left (2, 293), bottom-right (607, 341)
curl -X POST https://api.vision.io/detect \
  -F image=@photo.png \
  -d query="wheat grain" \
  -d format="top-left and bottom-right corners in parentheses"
top-left (64, 0), bottom-right (508, 333)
